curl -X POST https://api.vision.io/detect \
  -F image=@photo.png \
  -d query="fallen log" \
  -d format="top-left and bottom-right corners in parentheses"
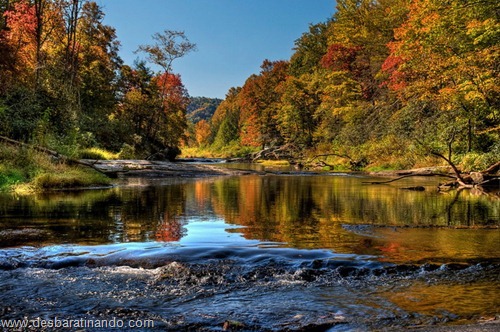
top-left (249, 144), bottom-right (302, 162)
top-left (482, 161), bottom-right (500, 175)
top-left (307, 153), bottom-right (368, 170)
top-left (364, 161), bottom-right (499, 194)
top-left (0, 135), bottom-right (110, 177)
top-left (363, 173), bottom-right (456, 185)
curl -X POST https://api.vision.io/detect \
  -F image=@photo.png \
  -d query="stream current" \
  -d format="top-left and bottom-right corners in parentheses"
top-left (0, 171), bottom-right (498, 331)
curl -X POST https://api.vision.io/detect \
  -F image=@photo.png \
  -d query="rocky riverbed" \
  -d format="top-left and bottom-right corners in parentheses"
top-left (84, 159), bottom-right (263, 178)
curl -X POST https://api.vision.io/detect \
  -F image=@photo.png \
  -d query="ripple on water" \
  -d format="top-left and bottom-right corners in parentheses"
top-left (0, 243), bottom-right (498, 330)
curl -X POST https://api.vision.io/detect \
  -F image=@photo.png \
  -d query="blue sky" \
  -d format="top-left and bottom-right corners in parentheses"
top-left (96, 0), bottom-right (335, 99)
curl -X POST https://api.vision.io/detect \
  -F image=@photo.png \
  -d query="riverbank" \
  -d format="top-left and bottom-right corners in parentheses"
top-left (0, 144), bottom-right (111, 193)
top-left (2, 147), bottom-right (498, 193)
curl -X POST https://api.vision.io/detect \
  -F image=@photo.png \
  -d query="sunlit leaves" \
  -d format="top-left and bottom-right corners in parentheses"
top-left (277, 74), bottom-right (321, 147)
top-left (385, 0), bottom-right (499, 155)
top-left (2, 0), bottom-right (37, 83)
top-left (194, 119), bottom-right (211, 147)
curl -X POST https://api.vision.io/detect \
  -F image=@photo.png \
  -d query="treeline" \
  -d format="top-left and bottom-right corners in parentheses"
top-left (186, 97), bottom-right (222, 124)
top-left (0, 0), bottom-right (193, 159)
top-left (194, 0), bottom-right (499, 170)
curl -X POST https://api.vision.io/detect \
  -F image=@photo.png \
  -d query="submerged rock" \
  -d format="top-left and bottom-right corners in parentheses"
top-left (401, 186), bottom-right (426, 191)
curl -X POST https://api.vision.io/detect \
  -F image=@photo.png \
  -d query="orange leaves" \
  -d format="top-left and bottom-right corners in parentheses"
top-left (240, 113), bottom-right (260, 147)
top-left (4, 1), bottom-right (37, 38)
top-left (238, 60), bottom-right (289, 147)
top-left (3, 0), bottom-right (37, 75)
top-left (194, 119), bottom-right (211, 146)
top-left (380, 55), bottom-right (407, 91)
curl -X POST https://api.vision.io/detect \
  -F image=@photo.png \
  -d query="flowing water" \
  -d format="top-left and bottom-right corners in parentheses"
top-left (0, 171), bottom-right (499, 331)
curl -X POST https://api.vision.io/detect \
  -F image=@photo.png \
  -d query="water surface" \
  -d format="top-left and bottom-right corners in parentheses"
top-left (0, 174), bottom-right (498, 330)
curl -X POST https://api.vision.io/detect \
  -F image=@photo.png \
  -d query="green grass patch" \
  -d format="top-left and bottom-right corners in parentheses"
top-left (78, 147), bottom-right (119, 160)
top-left (1, 142), bottom-right (112, 192)
top-left (32, 167), bottom-right (111, 190)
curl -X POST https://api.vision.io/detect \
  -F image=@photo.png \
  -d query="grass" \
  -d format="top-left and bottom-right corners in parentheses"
top-left (0, 166), bottom-right (26, 191)
top-left (32, 167), bottom-right (111, 190)
top-left (0, 143), bottom-right (111, 192)
top-left (78, 147), bottom-right (120, 160)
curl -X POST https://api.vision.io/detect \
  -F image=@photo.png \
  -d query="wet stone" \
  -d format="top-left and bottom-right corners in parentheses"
top-left (445, 263), bottom-right (470, 271)
top-left (296, 268), bottom-right (321, 282)
top-left (337, 266), bottom-right (358, 278)
top-left (421, 263), bottom-right (441, 272)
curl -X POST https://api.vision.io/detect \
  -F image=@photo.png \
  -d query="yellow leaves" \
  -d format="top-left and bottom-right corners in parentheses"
top-left (466, 18), bottom-right (500, 46)
top-left (463, 90), bottom-right (484, 103)
top-left (420, 12), bottom-right (440, 33)
top-left (320, 72), bottom-right (362, 117)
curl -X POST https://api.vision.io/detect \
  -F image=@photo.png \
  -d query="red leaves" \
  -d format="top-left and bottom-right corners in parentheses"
top-left (2, 0), bottom-right (37, 73)
top-left (380, 55), bottom-right (407, 91)
top-left (321, 43), bottom-right (362, 72)
top-left (4, 1), bottom-right (37, 37)
top-left (155, 72), bottom-right (189, 109)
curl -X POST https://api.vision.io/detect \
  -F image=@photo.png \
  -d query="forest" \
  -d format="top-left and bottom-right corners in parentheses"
top-left (0, 0), bottom-right (499, 189)
top-left (199, 0), bottom-right (499, 171)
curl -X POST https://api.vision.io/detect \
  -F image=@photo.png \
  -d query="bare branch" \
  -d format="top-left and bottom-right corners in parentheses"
top-left (137, 30), bottom-right (197, 74)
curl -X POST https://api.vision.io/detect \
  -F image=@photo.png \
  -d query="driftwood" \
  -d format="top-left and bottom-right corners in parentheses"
top-left (249, 144), bottom-right (302, 162)
top-left (482, 161), bottom-right (500, 175)
top-left (0, 135), bottom-right (110, 176)
top-left (364, 161), bottom-right (499, 193)
top-left (307, 153), bottom-right (368, 170)
top-left (363, 172), bottom-right (456, 185)
top-left (430, 152), bottom-right (499, 190)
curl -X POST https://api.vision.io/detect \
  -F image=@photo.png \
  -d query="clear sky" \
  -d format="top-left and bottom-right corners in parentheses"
top-left (96, 0), bottom-right (335, 99)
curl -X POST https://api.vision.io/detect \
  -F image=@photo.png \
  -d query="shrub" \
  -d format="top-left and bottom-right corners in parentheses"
top-left (0, 166), bottom-right (26, 191)
top-left (118, 143), bottom-right (137, 159)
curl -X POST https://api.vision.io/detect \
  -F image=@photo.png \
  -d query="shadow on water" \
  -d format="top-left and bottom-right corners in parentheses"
top-left (0, 174), bottom-right (498, 330)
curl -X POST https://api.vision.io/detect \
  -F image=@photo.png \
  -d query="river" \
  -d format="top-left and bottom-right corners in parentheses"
top-left (0, 170), bottom-right (498, 331)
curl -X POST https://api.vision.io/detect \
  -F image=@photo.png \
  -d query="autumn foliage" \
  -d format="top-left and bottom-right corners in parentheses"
top-left (0, 0), bottom-right (498, 168)
top-left (0, 0), bottom-right (193, 158)
top-left (194, 0), bottom-right (498, 169)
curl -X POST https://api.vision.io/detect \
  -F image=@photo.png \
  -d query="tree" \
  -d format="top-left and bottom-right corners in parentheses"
top-left (289, 22), bottom-right (330, 76)
top-left (137, 30), bottom-right (196, 75)
top-left (1, 0), bottom-right (37, 87)
top-left (77, 1), bottom-right (121, 148)
top-left (211, 87), bottom-right (241, 148)
top-left (134, 30), bottom-right (196, 157)
top-left (238, 60), bottom-right (289, 148)
top-left (194, 119), bottom-right (211, 147)
top-left (384, 0), bottom-right (499, 157)
top-left (115, 61), bottom-right (190, 158)
top-left (277, 74), bottom-right (321, 147)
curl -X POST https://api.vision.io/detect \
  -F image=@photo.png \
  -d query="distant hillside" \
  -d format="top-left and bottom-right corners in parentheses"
top-left (187, 97), bottom-right (223, 123)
